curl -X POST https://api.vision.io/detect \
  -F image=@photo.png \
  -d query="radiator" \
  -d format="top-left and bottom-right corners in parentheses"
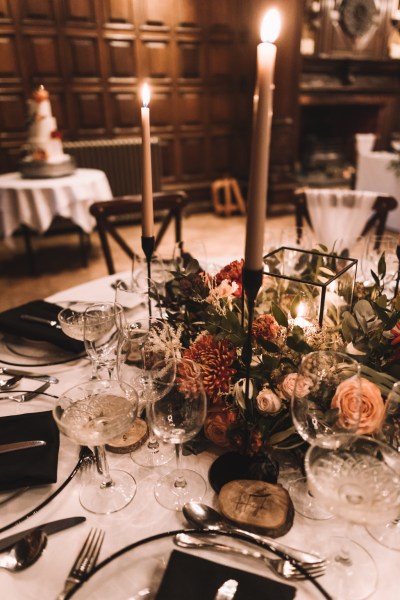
top-left (63, 137), bottom-right (162, 197)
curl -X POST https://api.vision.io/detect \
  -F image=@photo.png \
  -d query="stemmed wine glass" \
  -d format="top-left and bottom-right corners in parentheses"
top-left (83, 302), bottom-right (125, 379)
top-left (115, 277), bottom-right (162, 322)
top-left (305, 435), bottom-right (400, 600)
top-left (147, 358), bottom-right (207, 511)
top-left (117, 317), bottom-right (176, 467)
top-left (367, 381), bottom-right (400, 549)
top-left (289, 350), bottom-right (362, 519)
top-left (53, 379), bottom-right (139, 514)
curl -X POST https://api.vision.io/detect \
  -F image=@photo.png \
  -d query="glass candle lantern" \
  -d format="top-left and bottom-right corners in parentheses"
top-left (263, 247), bottom-right (358, 327)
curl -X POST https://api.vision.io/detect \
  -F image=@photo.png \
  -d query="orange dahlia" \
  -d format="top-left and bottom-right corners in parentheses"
top-left (183, 334), bottom-right (236, 402)
top-left (252, 314), bottom-right (279, 341)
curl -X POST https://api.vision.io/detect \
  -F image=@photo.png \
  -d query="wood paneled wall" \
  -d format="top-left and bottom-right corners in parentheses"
top-left (0, 0), bottom-right (303, 210)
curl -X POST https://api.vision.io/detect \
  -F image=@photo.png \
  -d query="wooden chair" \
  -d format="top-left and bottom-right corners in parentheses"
top-left (293, 188), bottom-right (398, 248)
top-left (89, 190), bottom-right (189, 274)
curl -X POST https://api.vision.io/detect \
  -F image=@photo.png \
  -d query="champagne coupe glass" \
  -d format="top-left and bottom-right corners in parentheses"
top-left (305, 436), bottom-right (400, 600)
top-left (147, 358), bottom-right (207, 511)
top-left (289, 351), bottom-right (362, 519)
top-left (83, 302), bottom-right (125, 379)
top-left (53, 379), bottom-right (139, 514)
top-left (117, 317), bottom-right (176, 467)
top-left (367, 381), bottom-right (400, 549)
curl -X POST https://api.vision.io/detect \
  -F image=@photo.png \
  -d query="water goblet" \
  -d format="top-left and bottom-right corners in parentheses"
top-left (117, 317), bottom-right (176, 467)
top-left (366, 381), bottom-right (400, 549)
top-left (83, 302), bottom-right (125, 379)
top-left (115, 276), bottom-right (162, 320)
top-left (53, 379), bottom-right (139, 514)
top-left (147, 358), bottom-right (207, 511)
top-left (289, 350), bottom-right (361, 520)
top-left (305, 436), bottom-right (400, 600)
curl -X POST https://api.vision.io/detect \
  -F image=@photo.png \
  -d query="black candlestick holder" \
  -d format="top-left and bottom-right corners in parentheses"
top-left (242, 267), bottom-right (263, 410)
top-left (141, 235), bottom-right (155, 318)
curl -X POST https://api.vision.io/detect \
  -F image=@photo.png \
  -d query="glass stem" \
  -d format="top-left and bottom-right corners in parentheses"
top-left (90, 359), bottom-right (98, 380)
top-left (94, 445), bottom-right (114, 489)
top-left (174, 443), bottom-right (187, 489)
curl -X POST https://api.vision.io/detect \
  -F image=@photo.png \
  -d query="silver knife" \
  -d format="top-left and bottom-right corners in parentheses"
top-left (0, 440), bottom-right (47, 454)
top-left (0, 516), bottom-right (86, 552)
top-left (0, 368), bottom-right (58, 384)
top-left (20, 314), bottom-right (61, 329)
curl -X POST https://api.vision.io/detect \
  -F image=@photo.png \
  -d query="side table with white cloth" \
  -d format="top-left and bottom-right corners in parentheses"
top-left (0, 271), bottom-right (399, 600)
top-left (0, 168), bottom-right (113, 272)
top-left (356, 151), bottom-right (400, 232)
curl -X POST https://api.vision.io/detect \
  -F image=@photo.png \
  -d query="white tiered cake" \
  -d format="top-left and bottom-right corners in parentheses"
top-left (19, 85), bottom-right (75, 178)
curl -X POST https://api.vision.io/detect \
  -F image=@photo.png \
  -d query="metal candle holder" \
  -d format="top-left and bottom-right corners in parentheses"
top-left (141, 235), bottom-right (155, 318)
top-left (242, 267), bottom-right (263, 409)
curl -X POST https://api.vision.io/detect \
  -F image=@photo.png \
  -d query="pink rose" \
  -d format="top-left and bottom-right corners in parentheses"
top-left (331, 377), bottom-right (385, 434)
top-left (256, 388), bottom-right (282, 414)
top-left (279, 373), bottom-right (312, 401)
top-left (204, 407), bottom-right (238, 448)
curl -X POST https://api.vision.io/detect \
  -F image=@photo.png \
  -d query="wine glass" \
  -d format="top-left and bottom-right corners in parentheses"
top-left (172, 240), bottom-right (208, 273)
top-left (305, 436), bottom-right (400, 600)
top-left (115, 276), bottom-right (162, 321)
top-left (367, 381), bottom-right (400, 549)
top-left (83, 302), bottom-right (125, 379)
top-left (289, 351), bottom-right (362, 519)
top-left (361, 233), bottom-right (398, 291)
top-left (53, 379), bottom-right (139, 514)
top-left (132, 254), bottom-right (170, 298)
top-left (117, 317), bottom-right (176, 467)
top-left (147, 358), bottom-right (207, 511)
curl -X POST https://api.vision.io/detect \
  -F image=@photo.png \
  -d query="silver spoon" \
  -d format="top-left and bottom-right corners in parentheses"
top-left (182, 502), bottom-right (323, 564)
top-left (0, 376), bottom-right (22, 391)
top-left (0, 529), bottom-right (47, 571)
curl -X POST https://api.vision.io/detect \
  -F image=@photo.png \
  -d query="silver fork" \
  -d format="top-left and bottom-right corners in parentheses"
top-left (174, 533), bottom-right (327, 581)
top-left (56, 528), bottom-right (105, 600)
top-left (0, 381), bottom-right (50, 403)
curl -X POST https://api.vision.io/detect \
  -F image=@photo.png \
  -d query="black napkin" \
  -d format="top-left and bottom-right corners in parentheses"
top-left (155, 550), bottom-right (297, 600)
top-left (0, 300), bottom-right (84, 354)
top-left (0, 410), bottom-right (60, 491)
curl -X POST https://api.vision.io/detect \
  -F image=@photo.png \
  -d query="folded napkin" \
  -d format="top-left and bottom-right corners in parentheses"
top-left (0, 300), bottom-right (84, 354)
top-left (155, 550), bottom-right (297, 600)
top-left (0, 410), bottom-right (60, 491)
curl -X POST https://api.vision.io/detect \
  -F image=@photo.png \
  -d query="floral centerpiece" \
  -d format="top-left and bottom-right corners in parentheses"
top-left (158, 251), bottom-right (398, 469)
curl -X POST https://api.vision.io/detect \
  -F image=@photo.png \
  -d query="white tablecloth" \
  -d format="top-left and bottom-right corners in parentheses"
top-left (356, 151), bottom-right (400, 232)
top-left (0, 272), bottom-right (399, 599)
top-left (0, 169), bottom-right (112, 240)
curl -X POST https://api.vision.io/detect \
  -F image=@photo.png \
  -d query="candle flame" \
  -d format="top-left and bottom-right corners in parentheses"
top-left (260, 9), bottom-right (281, 43)
top-left (142, 83), bottom-right (150, 107)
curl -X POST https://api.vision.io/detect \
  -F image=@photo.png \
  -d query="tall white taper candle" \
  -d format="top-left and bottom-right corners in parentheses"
top-left (141, 82), bottom-right (154, 238)
top-left (244, 9), bottom-right (280, 271)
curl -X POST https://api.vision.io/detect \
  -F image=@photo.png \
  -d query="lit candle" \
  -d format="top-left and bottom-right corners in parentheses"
top-left (244, 9), bottom-right (280, 271)
top-left (140, 82), bottom-right (154, 238)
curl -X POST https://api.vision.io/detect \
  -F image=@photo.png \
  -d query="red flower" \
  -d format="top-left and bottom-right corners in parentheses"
top-left (51, 130), bottom-right (62, 140)
top-left (390, 322), bottom-right (400, 346)
top-left (183, 334), bottom-right (236, 402)
top-left (215, 259), bottom-right (244, 297)
top-left (252, 314), bottom-right (279, 341)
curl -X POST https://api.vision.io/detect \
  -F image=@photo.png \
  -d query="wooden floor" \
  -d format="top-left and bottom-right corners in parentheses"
top-left (0, 210), bottom-right (295, 312)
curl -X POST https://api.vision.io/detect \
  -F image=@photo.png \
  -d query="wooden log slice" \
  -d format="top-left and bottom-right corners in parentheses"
top-left (106, 418), bottom-right (148, 454)
top-left (218, 479), bottom-right (294, 537)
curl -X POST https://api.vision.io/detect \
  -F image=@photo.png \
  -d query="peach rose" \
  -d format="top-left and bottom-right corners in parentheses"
top-left (331, 377), bottom-right (385, 434)
top-left (278, 373), bottom-right (313, 401)
top-left (256, 388), bottom-right (282, 415)
top-left (204, 407), bottom-right (238, 448)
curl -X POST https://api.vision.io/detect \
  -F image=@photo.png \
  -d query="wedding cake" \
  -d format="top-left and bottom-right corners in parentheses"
top-left (19, 85), bottom-right (75, 178)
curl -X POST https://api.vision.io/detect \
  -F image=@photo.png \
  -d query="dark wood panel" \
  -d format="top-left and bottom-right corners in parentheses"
top-left (139, 0), bottom-right (171, 29)
top-left (0, 0), bottom-right (12, 21)
top-left (140, 36), bottom-right (173, 80)
top-left (61, 0), bottom-right (97, 26)
top-left (0, 35), bottom-right (20, 78)
top-left (106, 36), bottom-right (137, 79)
top-left (178, 89), bottom-right (204, 127)
top-left (20, 0), bottom-right (56, 23)
top-left (67, 36), bottom-right (101, 79)
top-left (23, 34), bottom-right (60, 79)
top-left (180, 135), bottom-right (206, 178)
top-left (72, 91), bottom-right (106, 132)
top-left (0, 93), bottom-right (26, 133)
top-left (209, 133), bottom-right (235, 175)
top-left (110, 90), bottom-right (137, 129)
top-left (177, 40), bottom-right (202, 80)
top-left (175, 0), bottom-right (203, 29)
top-left (104, 0), bottom-right (135, 28)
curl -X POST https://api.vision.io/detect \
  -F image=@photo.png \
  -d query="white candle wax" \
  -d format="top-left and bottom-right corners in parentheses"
top-left (245, 10), bottom-right (280, 271)
top-left (140, 83), bottom-right (154, 238)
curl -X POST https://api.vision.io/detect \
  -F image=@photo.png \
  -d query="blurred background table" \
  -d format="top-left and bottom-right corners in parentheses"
top-left (356, 151), bottom-right (400, 232)
top-left (0, 168), bottom-right (112, 272)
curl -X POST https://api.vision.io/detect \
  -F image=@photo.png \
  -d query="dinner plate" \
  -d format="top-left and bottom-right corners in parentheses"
top-left (0, 391), bottom-right (80, 531)
top-left (69, 530), bottom-right (317, 600)
top-left (0, 334), bottom-right (86, 367)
